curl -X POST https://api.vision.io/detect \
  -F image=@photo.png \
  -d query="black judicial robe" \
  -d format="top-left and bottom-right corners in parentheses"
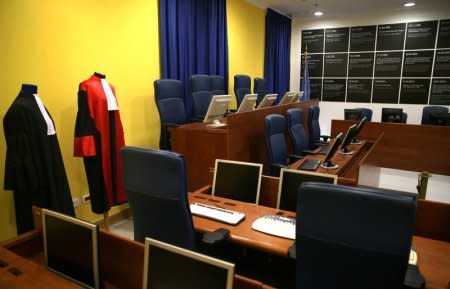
top-left (3, 91), bottom-right (75, 234)
top-left (74, 74), bottom-right (127, 214)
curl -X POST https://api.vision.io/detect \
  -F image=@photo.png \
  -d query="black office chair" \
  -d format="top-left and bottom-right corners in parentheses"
top-left (234, 74), bottom-right (251, 107)
top-left (308, 105), bottom-right (329, 149)
top-left (190, 74), bottom-right (213, 120)
top-left (401, 112), bottom-right (408, 124)
top-left (286, 108), bottom-right (315, 156)
top-left (421, 106), bottom-right (449, 125)
top-left (210, 75), bottom-right (226, 95)
top-left (154, 79), bottom-right (188, 150)
top-left (265, 114), bottom-right (302, 176)
top-left (121, 147), bottom-right (196, 249)
top-left (253, 77), bottom-right (267, 105)
top-left (296, 182), bottom-right (417, 289)
top-left (357, 108), bottom-right (373, 121)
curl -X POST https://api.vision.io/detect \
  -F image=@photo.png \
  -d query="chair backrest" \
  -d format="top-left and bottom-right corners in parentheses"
top-left (308, 105), bottom-right (321, 148)
top-left (210, 75), bottom-right (226, 95)
top-left (154, 79), bottom-right (187, 124)
top-left (253, 77), bottom-right (267, 105)
top-left (296, 182), bottom-right (416, 289)
top-left (190, 74), bottom-right (213, 119)
top-left (401, 112), bottom-right (408, 124)
top-left (264, 114), bottom-right (288, 176)
top-left (121, 147), bottom-right (195, 250)
top-left (234, 74), bottom-right (251, 107)
top-left (357, 108), bottom-right (373, 121)
top-left (421, 106), bottom-right (449, 125)
top-left (286, 108), bottom-right (309, 156)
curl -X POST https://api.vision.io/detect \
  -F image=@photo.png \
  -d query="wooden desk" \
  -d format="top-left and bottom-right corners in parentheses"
top-left (189, 188), bottom-right (450, 289)
top-left (331, 120), bottom-right (450, 175)
top-left (170, 100), bottom-right (319, 190)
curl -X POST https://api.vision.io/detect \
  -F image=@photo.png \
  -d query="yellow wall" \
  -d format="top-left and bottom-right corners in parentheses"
top-left (0, 0), bottom-right (161, 241)
top-left (227, 0), bottom-right (266, 109)
top-left (0, 0), bottom-right (265, 242)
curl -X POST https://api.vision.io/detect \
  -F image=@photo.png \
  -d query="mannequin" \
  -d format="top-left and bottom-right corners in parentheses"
top-left (4, 84), bottom-right (74, 234)
top-left (74, 73), bottom-right (127, 230)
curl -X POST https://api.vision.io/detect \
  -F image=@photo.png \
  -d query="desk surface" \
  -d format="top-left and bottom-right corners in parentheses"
top-left (189, 190), bottom-right (450, 289)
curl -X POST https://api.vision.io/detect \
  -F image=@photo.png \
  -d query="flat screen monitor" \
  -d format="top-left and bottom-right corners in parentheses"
top-left (143, 237), bottom-right (234, 289)
top-left (320, 132), bottom-right (344, 170)
top-left (256, 93), bottom-right (277, 109)
top-left (42, 209), bottom-right (99, 289)
top-left (381, 108), bottom-right (403, 123)
top-left (212, 159), bottom-right (263, 204)
top-left (236, 94), bottom-right (257, 113)
top-left (278, 91), bottom-right (296, 105)
top-left (351, 116), bottom-right (367, 145)
top-left (344, 109), bottom-right (362, 121)
top-left (203, 95), bottom-right (231, 127)
top-left (339, 124), bottom-right (358, 155)
top-left (277, 168), bottom-right (337, 212)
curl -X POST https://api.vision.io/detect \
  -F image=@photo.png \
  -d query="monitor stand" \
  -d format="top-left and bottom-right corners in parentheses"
top-left (350, 138), bottom-right (361, 145)
top-left (320, 161), bottom-right (339, 170)
top-left (338, 147), bottom-right (354, 155)
top-left (206, 118), bottom-right (226, 128)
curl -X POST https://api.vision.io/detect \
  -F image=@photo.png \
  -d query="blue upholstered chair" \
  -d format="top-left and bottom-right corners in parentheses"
top-left (154, 79), bottom-right (188, 150)
top-left (308, 105), bottom-right (329, 149)
top-left (286, 108), bottom-right (315, 156)
top-left (401, 112), bottom-right (408, 124)
top-left (210, 75), bottom-right (226, 95)
top-left (357, 108), bottom-right (373, 121)
top-left (265, 114), bottom-right (302, 176)
top-left (190, 74), bottom-right (213, 119)
top-left (421, 106), bottom-right (449, 125)
top-left (234, 74), bottom-right (251, 107)
top-left (121, 147), bottom-right (195, 250)
top-left (296, 182), bottom-right (416, 289)
top-left (253, 77), bottom-right (267, 105)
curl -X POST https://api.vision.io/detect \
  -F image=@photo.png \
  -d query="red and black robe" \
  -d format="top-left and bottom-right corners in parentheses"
top-left (74, 73), bottom-right (127, 214)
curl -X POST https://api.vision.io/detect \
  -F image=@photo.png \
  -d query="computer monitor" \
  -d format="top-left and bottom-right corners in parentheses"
top-left (277, 168), bottom-right (337, 212)
top-left (203, 95), bottom-right (231, 127)
top-left (236, 94), bottom-right (257, 113)
top-left (42, 209), bottom-right (99, 289)
top-left (381, 108), bottom-right (403, 123)
top-left (320, 132), bottom-right (344, 170)
top-left (344, 109), bottom-right (362, 121)
top-left (212, 159), bottom-right (263, 204)
top-left (277, 91), bottom-right (296, 105)
top-left (339, 124), bottom-right (358, 155)
top-left (256, 93), bottom-right (277, 109)
top-left (290, 91), bottom-right (303, 103)
top-left (351, 116), bottom-right (367, 145)
top-left (143, 237), bottom-right (234, 289)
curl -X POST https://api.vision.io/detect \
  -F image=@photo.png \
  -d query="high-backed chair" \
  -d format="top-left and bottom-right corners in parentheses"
top-left (154, 79), bottom-right (188, 150)
top-left (421, 106), bottom-right (449, 125)
top-left (121, 147), bottom-right (195, 250)
top-left (265, 114), bottom-right (302, 176)
top-left (308, 105), bottom-right (329, 149)
top-left (210, 75), bottom-right (226, 95)
top-left (190, 74), bottom-right (213, 119)
top-left (286, 108), bottom-right (315, 156)
top-left (296, 182), bottom-right (416, 289)
top-left (234, 74), bottom-right (251, 107)
top-left (253, 77), bottom-right (267, 105)
top-left (357, 108), bottom-right (373, 121)
top-left (401, 112), bottom-right (408, 124)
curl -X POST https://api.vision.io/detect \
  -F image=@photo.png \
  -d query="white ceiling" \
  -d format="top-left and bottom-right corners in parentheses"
top-left (246, 0), bottom-right (450, 19)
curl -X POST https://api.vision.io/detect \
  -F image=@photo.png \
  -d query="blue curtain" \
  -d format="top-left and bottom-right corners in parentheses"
top-left (159, 0), bottom-right (229, 118)
top-left (264, 8), bottom-right (291, 102)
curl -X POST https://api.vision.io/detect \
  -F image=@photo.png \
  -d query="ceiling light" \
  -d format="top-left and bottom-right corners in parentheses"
top-left (403, 1), bottom-right (416, 7)
top-left (313, 4), bottom-right (323, 16)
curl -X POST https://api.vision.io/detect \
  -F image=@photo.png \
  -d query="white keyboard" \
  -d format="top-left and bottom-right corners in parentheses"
top-left (252, 215), bottom-right (296, 240)
top-left (190, 203), bottom-right (245, 225)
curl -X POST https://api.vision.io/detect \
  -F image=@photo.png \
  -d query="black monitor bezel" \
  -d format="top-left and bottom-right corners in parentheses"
top-left (321, 132), bottom-right (344, 168)
top-left (381, 108), bottom-right (403, 123)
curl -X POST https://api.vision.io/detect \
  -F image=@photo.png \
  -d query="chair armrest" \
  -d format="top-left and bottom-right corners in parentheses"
top-left (314, 141), bottom-right (328, 147)
top-left (202, 228), bottom-right (230, 244)
top-left (190, 117), bottom-right (204, 122)
top-left (288, 241), bottom-right (296, 259)
top-left (271, 163), bottom-right (287, 177)
top-left (302, 149), bottom-right (317, 155)
top-left (320, 135), bottom-right (330, 142)
top-left (287, 154), bottom-right (303, 161)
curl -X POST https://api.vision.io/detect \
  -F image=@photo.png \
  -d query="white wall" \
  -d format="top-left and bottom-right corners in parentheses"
top-left (290, 5), bottom-right (450, 135)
